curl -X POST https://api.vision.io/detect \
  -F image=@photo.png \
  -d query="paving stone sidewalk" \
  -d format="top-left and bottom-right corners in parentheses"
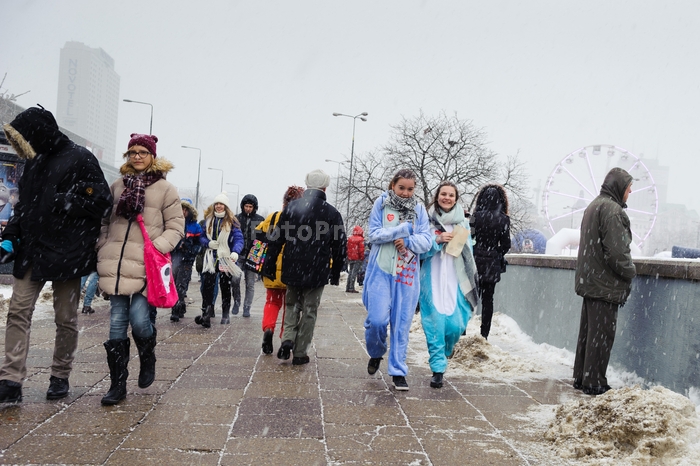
top-left (0, 280), bottom-right (577, 465)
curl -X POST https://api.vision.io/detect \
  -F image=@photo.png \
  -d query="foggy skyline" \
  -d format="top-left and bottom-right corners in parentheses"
top-left (2, 0), bottom-right (699, 218)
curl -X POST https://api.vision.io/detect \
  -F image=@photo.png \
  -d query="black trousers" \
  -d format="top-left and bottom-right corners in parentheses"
top-left (201, 271), bottom-right (232, 311)
top-left (573, 297), bottom-right (618, 388)
top-left (479, 280), bottom-right (496, 339)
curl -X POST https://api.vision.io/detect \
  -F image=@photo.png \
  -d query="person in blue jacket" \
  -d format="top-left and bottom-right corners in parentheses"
top-left (196, 192), bottom-right (244, 328)
top-left (418, 181), bottom-right (479, 389)
top-left (170, 198), bottom-right (204, 322)
top-left (363, 169), bottom-right (432, 391)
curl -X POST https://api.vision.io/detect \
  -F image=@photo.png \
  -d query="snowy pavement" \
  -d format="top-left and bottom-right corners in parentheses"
top-left (0, 279), bottom-right (698, 465)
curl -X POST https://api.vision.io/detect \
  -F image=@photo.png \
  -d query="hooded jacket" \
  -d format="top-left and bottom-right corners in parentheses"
top-left (470, 184), bottom-right (511, 283)
top-left (263, 188), bottom-right (347, 288)
top-left (97, 157), bottom-right (184, 296)
top-left (2, 107), bottom-right (112, 281)
top-left (236, 194), bottom-right (264, 259)
top-left (174, 199), bottom-right (204, 262)
top-left (575, 167), bottom-right (636, 305)
top-left (347, 225), bottom-right (365, 261)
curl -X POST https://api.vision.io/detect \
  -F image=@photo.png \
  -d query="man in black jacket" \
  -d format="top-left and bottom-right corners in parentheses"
top-left (232, 194), bottom-right (264, 319)
top-left (0, 107), bottom-right (112, 403)
top-left (573, 167), bottom-right (636, 396)
top-left (263, 169), bottom-right (346, 365)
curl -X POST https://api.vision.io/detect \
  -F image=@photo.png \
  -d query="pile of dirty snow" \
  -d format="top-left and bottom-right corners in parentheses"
top-left (544, 385), bottom-right (700, 464)
top-left (408, 312), bottom-right (542, 379)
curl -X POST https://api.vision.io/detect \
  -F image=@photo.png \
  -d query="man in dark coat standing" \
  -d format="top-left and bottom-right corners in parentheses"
top-left (233, 193), bottom-right (264, 318)
top-left (263, 169), bottom-right (346, 365)
top-left (573, 167), bottom-right (636, 396)
top-left (0, 106), bottom-right (112, 403)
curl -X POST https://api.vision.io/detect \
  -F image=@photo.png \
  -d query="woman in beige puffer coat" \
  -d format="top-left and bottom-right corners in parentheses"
top-left (97, 133), bottom-right (184, 406)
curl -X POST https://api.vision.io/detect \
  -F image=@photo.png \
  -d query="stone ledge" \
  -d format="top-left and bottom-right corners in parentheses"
top-left (505, 254), bottom-right (700, 280)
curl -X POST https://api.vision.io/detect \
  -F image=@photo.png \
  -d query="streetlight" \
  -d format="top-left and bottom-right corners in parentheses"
top-left (226, 183), bottom-right (240, 214)
top-left (208, 167), bottom-right (224, 192)
top-left (181, 146), bottom-right (202, 210)
top-left (332, 112), bottom-right (368, 222)
top-left (123, 99), bottom-right (153, 135)
top-left (325, 159), bottom-right (344, 206)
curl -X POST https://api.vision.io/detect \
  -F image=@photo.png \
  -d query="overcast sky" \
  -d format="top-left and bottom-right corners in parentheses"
top-left (2, 0), bottom-right (699, 217)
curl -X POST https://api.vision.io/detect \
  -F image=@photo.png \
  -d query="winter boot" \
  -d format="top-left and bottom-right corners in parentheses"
top-left (177, 301), bottom-right (187, 318)
top-left (262, 329), bottom-right (274, 354)
top-left (194, 306), bottom-right (209, 326)
top-left (101, 338), bottom-right (130, 405)
top-left (132, 327), bottom-right (157, 389)
top-left (197, 305), bottom-right (214, 328)
top-left (221, 305), bottom-right (230, 325)
top-left (170, 302), bottom-right (182, 322)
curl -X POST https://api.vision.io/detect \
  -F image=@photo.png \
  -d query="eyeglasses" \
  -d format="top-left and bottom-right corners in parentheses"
top-left (126, 150), bottom-right (151, 159)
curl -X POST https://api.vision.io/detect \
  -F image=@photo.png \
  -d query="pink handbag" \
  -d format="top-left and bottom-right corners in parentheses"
top-left (136, 214), bottom-right (178, 308)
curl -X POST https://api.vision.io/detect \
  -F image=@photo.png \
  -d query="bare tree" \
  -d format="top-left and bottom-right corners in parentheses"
top-left (343, 110), bottom-right (530, 232)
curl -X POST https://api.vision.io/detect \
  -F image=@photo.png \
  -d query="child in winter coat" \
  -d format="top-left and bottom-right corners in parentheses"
top-left (363, 169), bottom-right (432, 391)
top-left (346, 226), bottom-right (365, 293)
top-left (170, 198), bottom-right (203, 322)
top-left (419, 181), bottom-right (479, 389)
top-left (257, 185), bottom-right (305, 355)
top-left (196, 192), bottom-right (244, 327)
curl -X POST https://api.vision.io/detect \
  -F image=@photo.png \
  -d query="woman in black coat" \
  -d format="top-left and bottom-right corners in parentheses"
top-left (470, 184), bottom-right (511, 339)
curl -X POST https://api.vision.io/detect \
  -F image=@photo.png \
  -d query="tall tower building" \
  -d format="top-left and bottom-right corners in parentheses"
top-left (56, 41), bottom-right (120, 164)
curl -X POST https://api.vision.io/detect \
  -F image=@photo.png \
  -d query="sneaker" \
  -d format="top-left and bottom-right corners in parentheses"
top-left (81, 305), bottom-right (95, 314)
top-left (185, 297), bottom-right (195, 304)
top-left (277, 340), bottom-right (294, 360)
top-left (367, 357), bottom-right (382, 375)
top-left (582, 385), bottom-right (611, 396)
top-left (430, 372), bottom-right (443, 389)
top-left (392, 376), bottom-right (409, 391)
top-left (292, 355), bottom-right (310, 365)
top-left (46, 376), bottom-right (69, 400)
top-left (0, 379), bottom-right (22, 403)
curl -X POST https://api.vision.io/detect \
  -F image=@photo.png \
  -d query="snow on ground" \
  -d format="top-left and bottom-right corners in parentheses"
top-left (407, 312), bottom-right (700, 465)
top-left (0, 283), bottom-right (57, 324)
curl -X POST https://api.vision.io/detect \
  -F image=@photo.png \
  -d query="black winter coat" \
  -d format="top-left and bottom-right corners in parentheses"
top-left (262, 189), bottom-right (346, 288)
top-left (236, 194), bottom-right (264, 259)
top-left (470, 186), bottom-right (511, 284)
top-left (2, 107), bottom-right (112, 281)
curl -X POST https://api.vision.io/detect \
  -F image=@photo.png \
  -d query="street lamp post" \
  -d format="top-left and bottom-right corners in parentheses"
top-left (123, 99), bottom-right (153, 135)
top-left (226, 183), bottom-right (240, 214)
top-left (324, 159), bottom-right (343, 206)
top-left (181, 146), bottom-right (202, 210)
top-left (332, 112), bottom-right (368, 223)
top-left (208, 167), bottom-right (224, 192)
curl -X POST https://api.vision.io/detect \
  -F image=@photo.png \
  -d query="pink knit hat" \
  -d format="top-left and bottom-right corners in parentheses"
top-left (127, 133), bottom-right (158, 157)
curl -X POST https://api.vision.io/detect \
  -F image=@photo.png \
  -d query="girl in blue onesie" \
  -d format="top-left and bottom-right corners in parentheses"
top-left (363, 169), bottom-right (432, 391)
top-left (418, 181), bottom-right (479, 389)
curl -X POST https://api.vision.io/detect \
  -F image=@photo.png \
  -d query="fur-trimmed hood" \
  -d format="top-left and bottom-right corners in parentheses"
top-left (119, 157), bottom-right (174, 176)
top-left (3, 106), bottom-right (71, 160)
top-left (473, 184), bottom-right (509, 215)
top-left (181, 198), bottom-right (198, 221)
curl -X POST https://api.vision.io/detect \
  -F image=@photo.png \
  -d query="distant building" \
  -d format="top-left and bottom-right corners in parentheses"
top-left (56, 41), bottom-right (120, 165)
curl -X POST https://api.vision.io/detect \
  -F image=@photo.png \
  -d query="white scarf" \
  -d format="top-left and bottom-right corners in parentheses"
top-left (202, 216), bottom-right (241, 278)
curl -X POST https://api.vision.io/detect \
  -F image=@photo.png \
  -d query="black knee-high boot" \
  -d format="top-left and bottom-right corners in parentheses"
top-left (101, 338), bottom-right (130, 405)
top-left (132, 327), bottom-right (157, 389)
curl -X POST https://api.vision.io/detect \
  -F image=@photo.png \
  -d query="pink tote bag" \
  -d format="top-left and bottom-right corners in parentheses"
top-left (136, 214), bottom-right (178, 308)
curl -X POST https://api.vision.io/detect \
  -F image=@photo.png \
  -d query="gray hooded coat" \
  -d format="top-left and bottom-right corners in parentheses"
top-left (575, 167), bottom-right (636, 305)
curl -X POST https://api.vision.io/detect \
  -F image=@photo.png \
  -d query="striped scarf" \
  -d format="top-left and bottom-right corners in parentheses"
top-left (115, 173), bottom-right (163, 220)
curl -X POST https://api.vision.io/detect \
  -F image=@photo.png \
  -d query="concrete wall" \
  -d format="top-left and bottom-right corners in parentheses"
top-left (496, 255), bottom-right (700, 394)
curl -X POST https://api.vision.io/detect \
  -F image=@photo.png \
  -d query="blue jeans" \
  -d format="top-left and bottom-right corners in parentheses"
top-left (81, 271), bottom-right (99, 307)
top-left (109, 293), bottom-right (154, 340)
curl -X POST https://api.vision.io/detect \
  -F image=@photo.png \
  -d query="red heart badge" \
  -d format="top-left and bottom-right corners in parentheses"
top-left (387, 214), bottom-right (395, 221)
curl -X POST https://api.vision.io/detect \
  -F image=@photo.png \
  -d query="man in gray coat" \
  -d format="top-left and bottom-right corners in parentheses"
top-left (573, 167), bottom-right (636, 395)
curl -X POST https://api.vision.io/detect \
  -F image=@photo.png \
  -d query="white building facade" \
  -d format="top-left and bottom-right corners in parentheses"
top-left (56, 41), bottom-right (120, 164)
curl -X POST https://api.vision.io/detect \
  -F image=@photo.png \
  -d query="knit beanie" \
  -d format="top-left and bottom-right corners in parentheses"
top-left (127, 133), bottom-right (158, 157)
top-left (305, 169), bottom-right (330, 189)
top-left (212, 192), bottom-right (231, 209)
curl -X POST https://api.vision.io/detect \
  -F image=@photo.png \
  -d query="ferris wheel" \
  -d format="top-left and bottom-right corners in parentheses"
top-left (542, 144), bottom-right (658, 249)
